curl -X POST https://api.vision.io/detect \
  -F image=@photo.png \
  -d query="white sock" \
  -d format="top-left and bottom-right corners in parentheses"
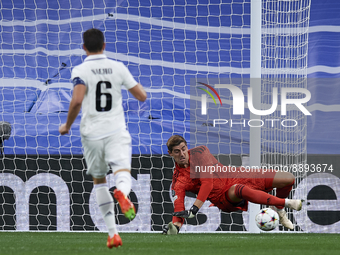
top-left (272, 206), bottom-right (284, 212)
top-left (95, 183), bottom-right (118, 237)
top-left (284, 199), bottom-right (290, 207)
top-left (115, 171), bottom-right (132, 197)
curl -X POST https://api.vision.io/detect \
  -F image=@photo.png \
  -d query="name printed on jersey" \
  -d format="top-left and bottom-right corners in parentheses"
top-left (91, 68), bottom-right (113, 75)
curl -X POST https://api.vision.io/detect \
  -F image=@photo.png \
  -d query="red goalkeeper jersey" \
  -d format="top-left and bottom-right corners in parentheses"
top-left (171, 146), bottom-right (230, 225)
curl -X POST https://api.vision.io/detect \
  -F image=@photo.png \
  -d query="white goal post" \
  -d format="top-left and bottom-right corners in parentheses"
top-left (248, 0), bottom-right (262, 233)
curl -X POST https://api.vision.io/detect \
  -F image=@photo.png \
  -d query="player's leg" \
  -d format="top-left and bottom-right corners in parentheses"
top-left (93, 176), bottom-right (122, 248)
top-left (227, 183), bottom-right (302, 211)
top-left (270, 171), bottom-right (296, 229)
top-left (105, 129), bottom-right (135, 220)
top-left (82, 137), bottom-right (121, 248)
top-left (113, 169), bottom-right (136, 220)
top-left (114, 169), bottom-right (132, 196)
top-left (272, 171), bottom-right (295, 207)
top-left (263, 171), bottom-right (301, 212)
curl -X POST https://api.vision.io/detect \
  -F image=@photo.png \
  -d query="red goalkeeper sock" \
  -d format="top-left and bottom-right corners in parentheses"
top-left (234, 184), bottom-right (285, 207)
top-left (275, 180), bottom-right (294, 209)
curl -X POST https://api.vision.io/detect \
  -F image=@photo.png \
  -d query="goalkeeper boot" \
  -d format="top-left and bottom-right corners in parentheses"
top-left (113, 189), bottom-right (136, 220)
top-left (285, 199), bottom-right (303, 211)
top-left (270, 206), bottom-right (294, 230)
top-left (107, 234), bottom-right (122, 248)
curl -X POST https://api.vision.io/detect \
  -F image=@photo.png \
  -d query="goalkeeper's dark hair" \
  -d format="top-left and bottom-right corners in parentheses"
top-left (83, 28), bottom-right (104, 53)
top-left (167, 135), bottom-right (187, 152)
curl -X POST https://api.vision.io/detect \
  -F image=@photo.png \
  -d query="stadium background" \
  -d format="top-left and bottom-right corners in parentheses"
top-left (0, 0), bottom-right (339, 233)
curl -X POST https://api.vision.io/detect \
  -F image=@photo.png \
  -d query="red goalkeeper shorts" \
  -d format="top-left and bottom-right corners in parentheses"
top-left (216, 171), bottom-right (276, 212)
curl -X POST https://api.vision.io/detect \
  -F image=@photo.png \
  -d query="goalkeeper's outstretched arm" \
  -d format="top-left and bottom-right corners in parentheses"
top-left (162, 198), bottom-right (204, 235)
top-left (172, 178), bottom-right (213, 219)
top-left (172, 199), bottom-right (204, 219)
top-left (164, 177), bottom-right (213, 234)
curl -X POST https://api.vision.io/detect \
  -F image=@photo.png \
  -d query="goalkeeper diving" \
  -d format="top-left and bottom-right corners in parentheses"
top-left (163, 135), bottom-right (303, 234)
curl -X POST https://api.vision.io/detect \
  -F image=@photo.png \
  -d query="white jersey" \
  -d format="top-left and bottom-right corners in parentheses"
top-left (71, 54), bottom-right (137, 140)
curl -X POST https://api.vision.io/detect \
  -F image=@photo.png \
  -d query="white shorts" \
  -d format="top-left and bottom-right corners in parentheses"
top-left (81, 129), bottom-right (132, 178)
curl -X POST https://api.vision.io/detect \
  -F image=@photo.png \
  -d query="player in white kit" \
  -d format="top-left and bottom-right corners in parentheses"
top-left (59, 28), bottom-right (147, 248)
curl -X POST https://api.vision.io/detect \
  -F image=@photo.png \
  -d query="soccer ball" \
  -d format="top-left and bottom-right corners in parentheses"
top-left (255, 208), bottom-right (279, 231)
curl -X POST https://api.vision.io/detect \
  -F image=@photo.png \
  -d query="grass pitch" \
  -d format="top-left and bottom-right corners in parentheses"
top-left (0, 232), bottom-right (339, 255)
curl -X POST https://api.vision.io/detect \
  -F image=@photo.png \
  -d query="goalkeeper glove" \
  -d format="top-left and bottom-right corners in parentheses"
top-left (172, 205), bottom-right (199, 219)
top-left (162, 222), bottom-right (180, 235)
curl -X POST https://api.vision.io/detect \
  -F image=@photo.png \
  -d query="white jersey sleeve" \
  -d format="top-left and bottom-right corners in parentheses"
top-left (119, 62), bottom-right (138, 90)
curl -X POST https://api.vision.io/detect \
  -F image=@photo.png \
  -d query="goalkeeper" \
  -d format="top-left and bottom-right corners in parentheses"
top-left (163, 135), bottom-right (303, 234)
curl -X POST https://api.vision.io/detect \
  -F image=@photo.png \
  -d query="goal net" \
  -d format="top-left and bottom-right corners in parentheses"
top-left (261, 0), bottom-right (311, 231)
top-left (0, 0), bottom-right (310, 232)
